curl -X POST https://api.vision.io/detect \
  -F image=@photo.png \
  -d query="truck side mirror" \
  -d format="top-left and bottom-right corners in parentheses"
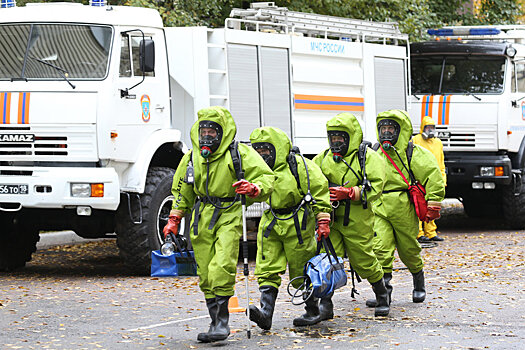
top-left (139, 39), bottom-right (155, 72)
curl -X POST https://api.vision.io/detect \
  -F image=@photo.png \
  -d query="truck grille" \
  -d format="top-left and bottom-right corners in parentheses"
top-left (436, 125), bottom-right (496, 151)
top-left (0, 125), bottom-right (97, 161)
top-left (0, 136), bottom-right (68, 156)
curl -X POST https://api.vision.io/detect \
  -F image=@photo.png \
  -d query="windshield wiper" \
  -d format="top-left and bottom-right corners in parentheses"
top-left (411, 93), bottom-right (421, 100)
top-left (456, 88), bottom-right (481, 101)
top-left (29, 56), bottom-right (76, 89)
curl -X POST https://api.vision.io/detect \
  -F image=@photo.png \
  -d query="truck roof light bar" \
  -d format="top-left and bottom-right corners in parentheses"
top-left (428, 28), bottom-right (501, 36)
top-left (0, 0), bottom-right (16, 8)
top-left (89, 0), bottom-right (106, 6)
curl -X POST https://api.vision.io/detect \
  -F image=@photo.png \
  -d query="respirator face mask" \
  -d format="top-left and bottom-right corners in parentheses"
top-left (199, 120), bottom-right (223, 158)
top-left (378, 119), bottom-right (400, 151)
top-left (422, 125), bottom-right (436, 139)
top-left (252, 142), bottom-right (276, 169)
top-left (327, 130), bottom-right (349, 162)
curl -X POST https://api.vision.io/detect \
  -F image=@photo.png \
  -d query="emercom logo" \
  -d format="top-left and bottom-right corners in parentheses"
top-left (0, 134), bottom-right (35, 142)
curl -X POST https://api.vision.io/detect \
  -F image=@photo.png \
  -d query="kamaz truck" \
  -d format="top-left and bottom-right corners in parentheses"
top-left (409, 26), bottom-right (525, 228)
top-left (0, 1), bottom-right (409, 273)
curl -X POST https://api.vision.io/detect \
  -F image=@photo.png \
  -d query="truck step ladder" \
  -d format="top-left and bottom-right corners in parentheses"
top-left (228, 2), bottom-right (407, 43)
top-left (207, 29), bottom-right (230, 108)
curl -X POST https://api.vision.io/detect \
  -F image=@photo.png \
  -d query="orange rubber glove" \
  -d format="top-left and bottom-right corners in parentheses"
top-left (425, 206), bottom-right (441, 222)
top-left (232, 180), bottom-right (260, 198)
top-left (316, 219), bottom-right (330, 241)
top-left (163, 215), bottom-right (182, 238)
top-left (329, 186), bottom-right (355, 201)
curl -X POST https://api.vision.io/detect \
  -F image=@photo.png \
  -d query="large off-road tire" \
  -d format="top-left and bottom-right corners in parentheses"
top-left (502, 182), bottom-right (525, 229)
top-left (116, 166), bottom-right (176, 275)
top-left (0, 215), bottom-right (40, 271)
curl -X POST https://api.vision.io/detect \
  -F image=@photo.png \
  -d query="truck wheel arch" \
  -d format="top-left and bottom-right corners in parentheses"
top-left (120, 129), bottom-right (188, 193)
top-left (511, 136), bottom-right (525, 169)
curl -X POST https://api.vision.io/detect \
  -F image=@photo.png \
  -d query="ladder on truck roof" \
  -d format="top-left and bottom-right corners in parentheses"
top-left (228, 2), bottom-right (408, 43)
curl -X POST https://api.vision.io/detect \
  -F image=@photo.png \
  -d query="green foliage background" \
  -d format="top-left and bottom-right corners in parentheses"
top-left (15, 0), bottom-right (524, 41)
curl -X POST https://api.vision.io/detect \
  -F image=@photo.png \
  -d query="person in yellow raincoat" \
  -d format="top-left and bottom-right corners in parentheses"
top-left (412, 116), bottom-right (447, 242)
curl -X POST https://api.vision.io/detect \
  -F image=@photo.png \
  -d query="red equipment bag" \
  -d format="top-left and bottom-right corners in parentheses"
top-left (381, 146), bottom-right (428, 221)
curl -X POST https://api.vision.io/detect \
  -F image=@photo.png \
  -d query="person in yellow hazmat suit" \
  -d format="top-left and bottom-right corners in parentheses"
top-left (412, 116), bottom-right (447, 242)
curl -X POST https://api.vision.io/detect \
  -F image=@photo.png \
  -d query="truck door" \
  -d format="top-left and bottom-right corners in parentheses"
top-left (113, 29), bottom-right (170, 162)
top-left (509, 60), bottom-right (525, 152)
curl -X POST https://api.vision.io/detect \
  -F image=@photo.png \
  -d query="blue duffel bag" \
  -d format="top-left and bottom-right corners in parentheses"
top-left (288, 236), bottom-right (347, 304)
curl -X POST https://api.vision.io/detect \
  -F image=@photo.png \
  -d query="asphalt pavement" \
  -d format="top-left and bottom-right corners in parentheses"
top-left (1, 201), bottom-right (524, 349)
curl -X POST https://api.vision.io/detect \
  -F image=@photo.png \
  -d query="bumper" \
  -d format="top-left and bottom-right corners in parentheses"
top-left (0, 167), bottom-right (120, 211)
top-left (445, 152), bottom-right (512, 188)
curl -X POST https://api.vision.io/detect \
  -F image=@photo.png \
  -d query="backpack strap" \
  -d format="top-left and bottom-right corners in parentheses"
top-left (229, 141), bottom-right (244, 181)
top-left (357, 141), bottom-right (372, 209)
top-left (287, 148), bottom-right (302, 192)
top-left (405, 141), bottom-right (417, 184)
top-left (372, 142), bottom-right (381, 151)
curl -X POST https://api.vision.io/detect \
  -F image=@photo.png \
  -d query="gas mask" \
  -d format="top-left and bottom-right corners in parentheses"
top-left (199, 120), bottom-right (223, 158)
top-left (378, 119), bottom-right (400, 151)
top-left (327, 130), bottom-right (349, 162)
top-left (422, 125), bottom-right (436, 139)
top-left (252, 142), bottom-right (276, 169)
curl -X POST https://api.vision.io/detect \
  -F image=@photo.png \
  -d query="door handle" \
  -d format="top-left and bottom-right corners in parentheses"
top-left (155, 105), bottom-right (165, 112)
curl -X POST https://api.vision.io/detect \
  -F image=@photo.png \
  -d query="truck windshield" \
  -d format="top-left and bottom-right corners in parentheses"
top-left (411, 55), bottom-right (506, 94)
top-left (0, 24), bottom-right (112, 81)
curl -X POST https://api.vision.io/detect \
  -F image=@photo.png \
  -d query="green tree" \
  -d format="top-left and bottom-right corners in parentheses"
top-left (13, 0), bottom-right (524, 40)
top-left (476, 0), bottom-right (521, 24)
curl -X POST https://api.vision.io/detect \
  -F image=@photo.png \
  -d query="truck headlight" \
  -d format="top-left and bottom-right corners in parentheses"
top-left (71, 183), bottom-right (104, 197)
top-left (71, 183), bottom-right (91, 197)
top-left (480, 166), bottom-right (494, 176)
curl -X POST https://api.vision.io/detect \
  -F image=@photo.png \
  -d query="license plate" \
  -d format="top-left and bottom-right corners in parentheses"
top-left (0, 184), bottom-right (29, 195)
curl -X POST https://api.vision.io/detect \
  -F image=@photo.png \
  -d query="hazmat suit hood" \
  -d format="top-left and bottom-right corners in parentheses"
top-left (420, 116), bottom-right (436, 139)
top-left (190, 106), bottom-right (236, 161)
top-left (249, 127), bottom-right (291, 171)
top-left (326, 113), bottom-right (363, 159)
top-left (420, 116), bottom-right (435, 133)
top-left (376, 109), bottom-right (413, 152)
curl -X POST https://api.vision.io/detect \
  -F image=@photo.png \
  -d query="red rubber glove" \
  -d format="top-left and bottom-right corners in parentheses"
top-left (316, 219), bottom-right (330, 241)
top-left (329, 186), bottom-right (355, 201)
top-left (163, 215), bottom-right (182, 238)
top-left (232, 180), bottom-right (260, 198)
top-left (425, 206), bottom-right (441, 222)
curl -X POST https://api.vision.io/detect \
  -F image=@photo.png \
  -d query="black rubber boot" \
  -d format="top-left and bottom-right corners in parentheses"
top-left (412, 270), bottom-right (426, 303)
top-left (293, 296), bottom-right (321, 326)
top-left (249, 285), bottom-right (278, 330)
top-left (370, 279), bottom-right (390, 316)
top-left (366, 273), bottom-right (392, 307)
top-left (208, 296), bottom-right (230, 341)
top-left (319, 292), bottom-right (334, 321)
top-left (197, 298), bottom-right (217, 343)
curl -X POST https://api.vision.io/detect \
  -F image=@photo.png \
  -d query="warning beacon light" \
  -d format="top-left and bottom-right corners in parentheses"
top-left (0, 0), bottom-right (16, 8)
top-left (89, 0), bottom-right (107, 6)
top-left (427, 28), bottom-right (501, 36)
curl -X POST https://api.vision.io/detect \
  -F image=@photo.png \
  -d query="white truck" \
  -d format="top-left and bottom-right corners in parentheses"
top-left (409, 26), bottom-right (525, 228)
top-left (0, 1), bottom-right (409, 273)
